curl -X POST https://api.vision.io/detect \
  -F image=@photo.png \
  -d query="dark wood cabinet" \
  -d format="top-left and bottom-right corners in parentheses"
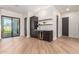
top-left (30, 16), bottom-right (53, 42)
top-left (38, 31), bottom-right (53, 42)
top-left (30, 16), bottom-right (38, 38)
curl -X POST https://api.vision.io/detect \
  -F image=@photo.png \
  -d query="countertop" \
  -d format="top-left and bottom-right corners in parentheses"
top-left (34, 29), bottom-right (53, 31)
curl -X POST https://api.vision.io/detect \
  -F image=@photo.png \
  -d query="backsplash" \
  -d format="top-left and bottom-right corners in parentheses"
top-left (37, 18), bottom-right (53, 30)
top-left (37, 25), bottom-right (53, 30)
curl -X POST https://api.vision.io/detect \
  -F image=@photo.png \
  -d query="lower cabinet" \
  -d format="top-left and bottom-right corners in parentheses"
top-left (38, 31), bottom-right (53, 42)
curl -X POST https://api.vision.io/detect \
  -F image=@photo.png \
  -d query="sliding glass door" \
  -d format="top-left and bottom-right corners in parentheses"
top-left (1, 16), bottom-right (20, 38)
top-left (1, 17), bottom-right (12, 38)
top-left (13, 18), bottom-right (20, 37)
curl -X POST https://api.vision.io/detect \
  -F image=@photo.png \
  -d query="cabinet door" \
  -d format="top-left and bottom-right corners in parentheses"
top-left (43, 31), bottom-right (49, 41)
top-left (43, 31), bottom-right (53, 42)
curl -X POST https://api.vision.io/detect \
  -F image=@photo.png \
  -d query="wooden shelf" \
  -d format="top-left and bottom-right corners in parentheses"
top-left (38, 18), bottom-right (52, 22)
top-left (38, 24), bottom-right (53, 26)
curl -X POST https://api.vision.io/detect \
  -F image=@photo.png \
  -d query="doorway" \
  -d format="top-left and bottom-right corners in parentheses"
top-left (24, 17), bottom-right (27, 36)
top-left (62, 17), bottom-right (69, 36)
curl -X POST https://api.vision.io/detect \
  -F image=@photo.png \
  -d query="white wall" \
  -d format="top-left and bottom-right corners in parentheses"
top-left (26, 11), bottom-right (34, 38)
top-left (33, 6), bottom-right (62, 40)
top-left (0, 7), bottom-right (67, 40)
top-left (62, 12), bottom-right (79, 38)
top-left (0, 9), bottom-right (26, 39)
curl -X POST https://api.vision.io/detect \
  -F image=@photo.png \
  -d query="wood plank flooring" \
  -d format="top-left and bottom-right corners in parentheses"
top-left (0, 36), bottom-right (79, 54)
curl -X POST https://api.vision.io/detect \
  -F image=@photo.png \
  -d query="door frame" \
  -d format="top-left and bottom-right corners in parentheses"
top-left (56, 15), bottom-right (58, 38)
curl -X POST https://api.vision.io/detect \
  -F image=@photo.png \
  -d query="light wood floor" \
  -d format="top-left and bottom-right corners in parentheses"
top-left (0, 36), bottom-right (79, 54)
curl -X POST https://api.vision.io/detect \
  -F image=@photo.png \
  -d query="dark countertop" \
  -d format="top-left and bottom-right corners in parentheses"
top-left (34, 29), bottom-right (53, 31)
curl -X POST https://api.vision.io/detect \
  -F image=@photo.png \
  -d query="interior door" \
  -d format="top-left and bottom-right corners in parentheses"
top-left (12, 18), bottom-right (20, 37)
top-left (24, 17), bottom-right (27, 36)
top-left (62, 17), bottom-right (69, 36)
top-left (1, 16), bottom-right (12, 38)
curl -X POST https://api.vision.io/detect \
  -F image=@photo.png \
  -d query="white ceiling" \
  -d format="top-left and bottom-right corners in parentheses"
top-left (0, 5), bottom-right (51, 14)
top-left (0, 5), bottom-right (79, 14)
top-left (55, 5), bottom-right (79, 13)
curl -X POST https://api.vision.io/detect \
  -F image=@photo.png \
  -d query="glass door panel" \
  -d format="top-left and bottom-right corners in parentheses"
top-left (12, 18), bottom-right (20, 37)
top-left (1, 17), bottom-right (12, 38)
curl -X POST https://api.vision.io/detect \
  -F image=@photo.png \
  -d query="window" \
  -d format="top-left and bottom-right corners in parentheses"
top-left (1, 16), bottom-right (20, 38)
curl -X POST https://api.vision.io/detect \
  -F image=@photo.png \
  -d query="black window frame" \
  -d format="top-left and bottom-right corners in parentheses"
top-left (1, 15), bottom-right (20, 38)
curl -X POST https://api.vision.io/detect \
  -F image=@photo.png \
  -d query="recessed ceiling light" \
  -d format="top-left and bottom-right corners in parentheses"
top-left (66, 8), bottom-right (70, 11)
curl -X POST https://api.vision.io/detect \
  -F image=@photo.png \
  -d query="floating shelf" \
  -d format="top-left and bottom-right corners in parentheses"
top-left (38, 24), bottom-right (53, 26)
top-left (38, 18), bottom-right (52, 22)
